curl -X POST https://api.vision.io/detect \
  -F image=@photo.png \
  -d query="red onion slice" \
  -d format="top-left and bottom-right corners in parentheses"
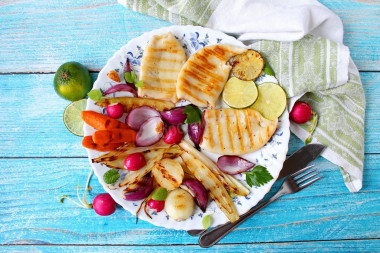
top-left (126, 106), bottom-right (161, 130)
top-left (181, 179), bottom-right (208, 212)
top-left (160, 107), bottom-right (187, 125)
top-left (188, 122), bottom-right (202, 147)
top-left (123, 174), bottom-right (153, 201)
top-left (103, 83), bottom-right (137, 97)
top-left (135, 116), bottom-right (164, 147)
top-left (217, 155), bottom-right (255, 175)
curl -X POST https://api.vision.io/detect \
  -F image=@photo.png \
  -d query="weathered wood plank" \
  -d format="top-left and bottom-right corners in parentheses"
top-left (0, 71), bottom-right (377, 158)
top-left (0, 155), bottom-right (378, 245)
top-left (0, 0), bottom-right (378, 72)
top-left (2, 239), bottom-right (380, 252)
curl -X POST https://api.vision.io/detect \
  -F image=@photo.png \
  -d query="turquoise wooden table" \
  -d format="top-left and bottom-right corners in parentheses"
top-left (0, 0), bottom-right (379, 252)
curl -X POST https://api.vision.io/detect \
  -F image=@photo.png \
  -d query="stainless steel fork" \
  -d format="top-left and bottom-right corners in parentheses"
top-left (198, 165), bottom-right (322, 248)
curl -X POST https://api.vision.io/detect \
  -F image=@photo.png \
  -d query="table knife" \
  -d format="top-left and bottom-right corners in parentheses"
top-left (187, 143), bottom-right (326, 236)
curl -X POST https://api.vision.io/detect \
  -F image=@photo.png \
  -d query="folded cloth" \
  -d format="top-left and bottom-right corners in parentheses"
top-left (118, 0), bottom-right (366, 192)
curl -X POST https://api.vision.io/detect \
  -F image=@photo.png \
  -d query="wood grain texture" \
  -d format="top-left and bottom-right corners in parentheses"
top-left (0, 0), bottom-right (379, 250)
top-left (2, 239), bottom-right (380, 252)
top-left (0, 0), bottom-right (378, 72)
top-left (0, 156), bottom-right (378, 245)
top-left (0, 72), bottom-right (378, 158)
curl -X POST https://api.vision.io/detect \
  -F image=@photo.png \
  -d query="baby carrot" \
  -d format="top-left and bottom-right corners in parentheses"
top-left (82, 136), bottom-right (123, 152)
top-left (93, 129), bottom-right (137, 144)
top-left (81, 110), bottom-right (130, 130)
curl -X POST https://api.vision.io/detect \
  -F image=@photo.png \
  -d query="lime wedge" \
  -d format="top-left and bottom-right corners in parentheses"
top-left (251, 82), bottom-right (287, 120)
top-left (223, 77), bottom-right (258, 109)
top-left (63, 99), bottom-right (87, 136)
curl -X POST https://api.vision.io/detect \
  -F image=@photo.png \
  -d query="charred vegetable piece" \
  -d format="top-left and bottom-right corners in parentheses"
top-left (96, 97), bottom-right (175, 112)
top-left (180, 150), bottom-right (239, 223)
top-left (135, 117), bottom-right (164, 147)
top-left (152, 158), bottom-right (184, 190)
top-left (232, 49), bottom-right (264, 81)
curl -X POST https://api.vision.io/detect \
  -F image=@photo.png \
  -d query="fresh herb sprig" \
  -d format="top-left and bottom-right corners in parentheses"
top-left (124, 58), bottom-right (144, 88)
top-left (244, 165), bottom-right (273, 187)
top-left (184, 105), bottom-right (202, 124)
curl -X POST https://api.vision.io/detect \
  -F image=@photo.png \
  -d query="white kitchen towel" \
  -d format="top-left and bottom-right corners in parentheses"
top-left (118, 0), bottom-right (366, 192)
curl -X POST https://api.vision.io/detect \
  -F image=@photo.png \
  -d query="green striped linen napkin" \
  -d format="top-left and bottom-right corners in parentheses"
top-left (118, 0), bottom-right (366, 192)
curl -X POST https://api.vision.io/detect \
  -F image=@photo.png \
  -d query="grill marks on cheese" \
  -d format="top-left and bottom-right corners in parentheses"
top-left (177, 44), bottom-right (247, 108)
top-left (201, 108), bottom-right (278, 155)
top-left (139, 32), bottom-right (186, 103)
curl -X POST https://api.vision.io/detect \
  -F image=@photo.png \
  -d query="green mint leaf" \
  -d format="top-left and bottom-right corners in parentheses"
top-left (88, 89), bottom-right (102, 101)
top-left (262, 63), bottom-right (275, 76)
top-left (202, 214), bottom-right (212, 229)
top-left (135, 80), bottom-right (144, 88)
top-left (184, 105), bottom-right (202, 124)
top-left (103, 169), bottom-right (120, 184)
top-left (244, 165), bottom-right (273, 187)
top-left (152, 188), bottom-right (168, 201)
top-left (124, 72), bottom-right (136, 83)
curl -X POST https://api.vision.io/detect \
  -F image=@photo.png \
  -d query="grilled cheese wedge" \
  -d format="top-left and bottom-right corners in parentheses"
top-left (200, 108), bottom-right (278, 155)
top-left (177, 44), bottom-right (247, 108)
top-left (139, 32), bottom-right (186, 103)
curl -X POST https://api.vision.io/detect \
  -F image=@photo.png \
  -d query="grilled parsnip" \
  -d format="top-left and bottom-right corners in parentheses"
top-left (179, 140), bottom-right (249, 197)
top-left (92, 140), bottom-right (170, 170)
top-left (180, 151), bottom-right (239, 222)
top-left (96, 97), bottom-right (175, 112)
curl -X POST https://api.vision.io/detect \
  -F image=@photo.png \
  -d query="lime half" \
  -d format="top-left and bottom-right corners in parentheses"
top-left (223, 77), bottom-right (258, 109)
top-left (251, 82), bottom-right (287, 120)
top-left (63, 99), bottom-right (87, 136)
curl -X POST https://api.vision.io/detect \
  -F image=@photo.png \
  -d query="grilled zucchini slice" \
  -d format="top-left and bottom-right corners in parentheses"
top-left (232, 49), bottom-right (265, 81)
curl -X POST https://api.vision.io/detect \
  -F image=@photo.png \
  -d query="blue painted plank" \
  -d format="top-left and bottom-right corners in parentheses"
top-left (0, 0), bottom-right (378, 72)
top-left (1, 240), bottom-right (380, 252)
top-left (0, 72), bottom-right (378, 158)
top-left (0, 156), bottom-right (378, 245)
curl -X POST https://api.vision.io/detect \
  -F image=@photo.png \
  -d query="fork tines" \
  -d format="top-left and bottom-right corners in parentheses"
top-left (293, 165), bottom-right (322, 190)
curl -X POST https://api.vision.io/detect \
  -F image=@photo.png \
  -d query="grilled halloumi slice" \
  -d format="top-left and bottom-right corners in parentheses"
top-left (200, 108), bottom-right (278, 155)
top-left (139, 32), bottom-right (186, 103)
top-left (177, 44), bottom-right (247, 108)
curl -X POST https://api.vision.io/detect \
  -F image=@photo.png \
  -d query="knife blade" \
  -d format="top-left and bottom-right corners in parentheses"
top-left (187, 143), bottom-right (326, 236)
top-left (278, 143), bottom-right (326, 179)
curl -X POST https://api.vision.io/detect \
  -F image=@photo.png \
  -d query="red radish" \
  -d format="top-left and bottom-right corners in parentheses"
top-left (290, 101), bottom-right (312, 124)
top-left (93, 193), bottom-right (117, 216)
top-left (124, 152), bottom-right (146, 171)
top-left (164, 126), bottom-right (184, 144)
top-left (148, 199), bottom-right (165, 212)
top-left (106, 103), bottom-right (124, 119)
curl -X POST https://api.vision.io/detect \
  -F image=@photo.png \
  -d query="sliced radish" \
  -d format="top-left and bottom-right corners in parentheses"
top-left (135, 117), bottom-right (164, 147)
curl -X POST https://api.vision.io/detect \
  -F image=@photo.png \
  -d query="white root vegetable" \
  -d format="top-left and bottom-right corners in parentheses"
top-left (152, 158), bottom-right (184, 190)
top-left (180, 151), bottom-right (239, 223)
top-left (178, 141), bottom-right (249, 196)
top-left (92, 140), bottom-right (170, 170)
top-left (165, 188), bottom-right (195, 221)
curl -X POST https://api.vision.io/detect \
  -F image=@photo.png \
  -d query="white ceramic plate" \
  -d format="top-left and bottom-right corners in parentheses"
top-left (85, 25), bottom-right (290, 230)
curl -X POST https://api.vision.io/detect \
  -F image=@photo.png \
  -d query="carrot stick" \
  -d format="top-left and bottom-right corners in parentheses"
top-left (93, 129), bottom-right (137, 144)
top-left (81, 111), bottom-right (130, 130)
top-left (82, 136), bottom-right (124, 152)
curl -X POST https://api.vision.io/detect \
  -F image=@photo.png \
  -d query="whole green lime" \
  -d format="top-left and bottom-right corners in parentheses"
top-left (54, 62), bottom-right (93, 101)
